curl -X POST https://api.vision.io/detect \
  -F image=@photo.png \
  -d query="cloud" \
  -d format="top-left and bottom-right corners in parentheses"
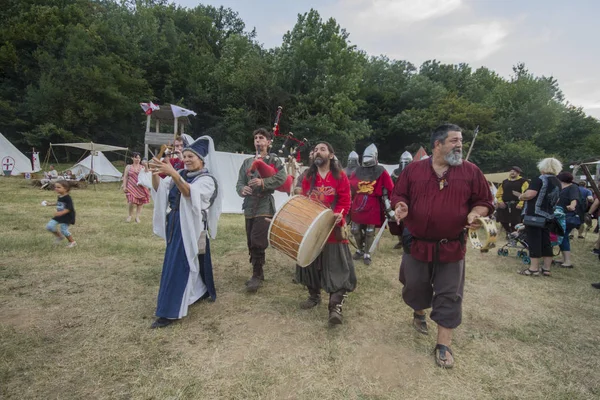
top-left (353, 0), bottom-right (463, 24)
top-left (437, 21), bottom-right (509, 61)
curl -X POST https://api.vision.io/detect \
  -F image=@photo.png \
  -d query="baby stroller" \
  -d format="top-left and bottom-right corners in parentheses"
top-left (497, 223), bottom-right (561, 265)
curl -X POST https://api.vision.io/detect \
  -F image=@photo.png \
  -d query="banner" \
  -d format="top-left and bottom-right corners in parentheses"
top-left (171, 104), bottom-right (197, 118)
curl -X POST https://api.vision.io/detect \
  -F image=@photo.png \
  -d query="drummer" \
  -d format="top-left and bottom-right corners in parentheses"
top-left (296, 142), bottom-right (357, 325)
top-left (391, 124), bottom-right (494, 369)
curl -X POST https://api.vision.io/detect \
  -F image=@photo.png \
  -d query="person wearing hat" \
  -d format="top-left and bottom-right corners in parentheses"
top-left (236, 128), bottom-right (287, 293)
top-left (148, 136), bottom-right (221, 328)
top-left (495, 166), bottom-right (529, 235)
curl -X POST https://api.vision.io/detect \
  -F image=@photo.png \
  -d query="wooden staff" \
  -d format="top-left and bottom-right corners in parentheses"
top-left (464, 125), bottom-right (479, 162)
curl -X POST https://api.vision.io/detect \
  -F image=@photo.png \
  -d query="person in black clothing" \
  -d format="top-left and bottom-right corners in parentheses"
top-left (516, 158), bottom-right (561, 276)
top-left (555, 171), bottom-right (580, 267)
top-left (44, 180), bottom-right (77, 248)
top-left (495, 166), bottom-right (529, 235)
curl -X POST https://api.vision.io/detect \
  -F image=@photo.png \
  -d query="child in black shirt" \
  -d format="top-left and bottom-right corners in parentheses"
top-left (44, 180), bottom-right (77, 247)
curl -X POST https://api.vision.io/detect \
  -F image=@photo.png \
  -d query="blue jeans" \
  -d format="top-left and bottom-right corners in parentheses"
top-left (559, 222), bottom-right (578, 252)
top-left (46, 219), bottom-right (71, 237)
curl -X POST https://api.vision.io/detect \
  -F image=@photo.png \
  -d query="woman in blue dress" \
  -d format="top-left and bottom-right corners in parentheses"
top-left (149, 137), bottom-right (220, 328)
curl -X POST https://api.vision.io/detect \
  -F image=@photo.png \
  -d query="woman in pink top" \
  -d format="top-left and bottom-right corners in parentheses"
top-left (122, 152), bottom-right (150, 222)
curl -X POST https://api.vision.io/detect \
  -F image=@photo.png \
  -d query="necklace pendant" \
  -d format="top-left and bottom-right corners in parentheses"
top-left (439, 180), bottom-right (444, 190)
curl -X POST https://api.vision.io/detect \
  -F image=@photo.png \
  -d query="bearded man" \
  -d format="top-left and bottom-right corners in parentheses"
top-left (296, 142), bottom-right (356, 324)
top-left (391, 124), bottom-right (494, 369)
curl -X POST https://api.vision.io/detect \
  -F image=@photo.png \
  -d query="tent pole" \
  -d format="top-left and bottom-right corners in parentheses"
top-left (91, 142), bottom-right (96, 190)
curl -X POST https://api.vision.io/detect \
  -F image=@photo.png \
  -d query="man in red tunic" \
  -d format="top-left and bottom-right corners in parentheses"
top-left (169, 137), bottom-right (185, 171)
top-left (349, 144), bottom-right (395, 265)
top-left (296, 142), bottom-right (357, 325)
top-left (391, 124), bottom-right (494, 369)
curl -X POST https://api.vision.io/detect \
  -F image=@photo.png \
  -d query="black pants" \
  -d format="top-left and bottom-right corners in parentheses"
top-left (525, 226), bottom-right (552, 258)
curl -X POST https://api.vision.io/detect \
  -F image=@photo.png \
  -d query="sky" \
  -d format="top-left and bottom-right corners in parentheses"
top-left (173, 0), bottom-right (600, 119)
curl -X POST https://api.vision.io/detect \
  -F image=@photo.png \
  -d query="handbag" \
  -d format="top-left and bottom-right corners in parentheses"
top-left (565, 213), bottom-right (581, 228)
top-left (333, 224), bottom-right (349, 241)
top-left (137, 169), bottom-right (153, 189)
top-left (523, 215), bottom-right (547, 228)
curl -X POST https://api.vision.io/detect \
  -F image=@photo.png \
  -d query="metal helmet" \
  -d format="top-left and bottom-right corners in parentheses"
top-left (347, 151), bottom-right (359, 169)
top-left (400, 151), bottom-right (413, 170)
top-left (362, 144), bottom-right (378, 167)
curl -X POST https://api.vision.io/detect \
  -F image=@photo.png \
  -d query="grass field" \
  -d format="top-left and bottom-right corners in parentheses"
top-left (1, 177), bottom-right (600, 399)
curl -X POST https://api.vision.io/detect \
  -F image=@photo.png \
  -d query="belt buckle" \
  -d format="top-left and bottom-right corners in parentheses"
top-left (439, 239), bottom-right (448, 244)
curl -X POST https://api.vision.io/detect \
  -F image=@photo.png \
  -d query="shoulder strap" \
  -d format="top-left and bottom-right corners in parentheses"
top-left (192, 173), bottom-right (219, 208)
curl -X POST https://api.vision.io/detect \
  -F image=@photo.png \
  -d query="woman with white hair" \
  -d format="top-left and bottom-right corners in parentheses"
top-left (515, 158), bottom-right (562, 276)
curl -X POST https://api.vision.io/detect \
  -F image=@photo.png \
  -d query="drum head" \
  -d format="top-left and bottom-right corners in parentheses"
top-left (296, 208), bottom-right (337, 267)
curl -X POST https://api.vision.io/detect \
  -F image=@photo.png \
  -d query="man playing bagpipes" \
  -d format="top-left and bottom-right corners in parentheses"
top-left (348, 144), bottom-right (395, 265)
top-left (236, 128), bottom-right (288, 293)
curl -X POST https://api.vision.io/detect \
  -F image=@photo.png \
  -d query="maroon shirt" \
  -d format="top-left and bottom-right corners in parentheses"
top-left (391, 159), bottom-right (494, 263)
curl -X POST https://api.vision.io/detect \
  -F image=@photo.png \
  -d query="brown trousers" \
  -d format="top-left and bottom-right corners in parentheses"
top-left (245, 217), bottom-right (270, 277)
top-left (399, 254), bottom-right (465, 329)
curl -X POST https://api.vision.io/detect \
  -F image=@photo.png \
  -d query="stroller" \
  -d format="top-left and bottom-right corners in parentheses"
top-left (497, 223), bottom-right (561, 265)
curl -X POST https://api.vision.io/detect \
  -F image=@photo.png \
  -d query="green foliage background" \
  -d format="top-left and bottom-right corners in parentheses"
top-left (2, 0), bottom-right (599, 176)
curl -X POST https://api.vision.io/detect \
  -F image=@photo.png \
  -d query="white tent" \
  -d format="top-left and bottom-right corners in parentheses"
top-left (0, 132), bottom-right (39, 175)
top-left (213, 151), bottom-right (291, 214)
top-left (70, 151), bottom-right (122, 182)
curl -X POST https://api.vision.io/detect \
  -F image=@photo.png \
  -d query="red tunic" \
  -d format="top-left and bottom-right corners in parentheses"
top-left (349, 169), bottom-right (395, 226)
top-left (391, 159), bottom-right (494, 263)
top-left (302, 170), bottom-right (351, 243)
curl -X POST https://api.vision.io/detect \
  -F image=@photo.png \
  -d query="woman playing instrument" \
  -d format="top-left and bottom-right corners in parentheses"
top-left (148, 138), bottom-right (219, 329)
top-left (122, 152), bottom-right (150, 223)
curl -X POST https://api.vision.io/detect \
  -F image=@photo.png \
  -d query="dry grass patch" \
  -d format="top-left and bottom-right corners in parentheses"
top-left (1, 177), bottom-right (600, 399)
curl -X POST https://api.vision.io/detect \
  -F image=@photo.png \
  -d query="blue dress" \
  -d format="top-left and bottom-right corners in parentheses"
top-left (155, 172), bottom-right (217, 319)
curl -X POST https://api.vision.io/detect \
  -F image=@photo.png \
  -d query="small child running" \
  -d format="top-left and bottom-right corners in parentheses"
top-left (44, 179), bottom-right (77, 247)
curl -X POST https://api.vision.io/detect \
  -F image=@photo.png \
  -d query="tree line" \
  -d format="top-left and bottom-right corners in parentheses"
top-left (2, 0), bottom-right (599, 176)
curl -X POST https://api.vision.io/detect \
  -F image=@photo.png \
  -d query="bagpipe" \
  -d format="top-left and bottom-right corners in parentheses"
top-left (247, 106), bottom-right (308, 194)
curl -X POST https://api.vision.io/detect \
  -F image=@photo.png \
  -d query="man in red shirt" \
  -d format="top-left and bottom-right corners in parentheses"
top-left (391, 124), bottom-right (494, 368)
top-left (169, 137), bottom-right (185, 171)
top-left (296, 142), bottom-right (357, 324)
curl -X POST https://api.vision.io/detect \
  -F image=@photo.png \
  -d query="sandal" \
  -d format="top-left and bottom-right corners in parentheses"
top-left (558, 264), bottom-right (574, 269)
top-left (518, 268), bottom-right (540, 276)
top-left (541, 268), bottom-right (551, 277)
top-left (412, 312), bottom-right (428, 335)
top-left (434, 344), bottom-right (454, 369)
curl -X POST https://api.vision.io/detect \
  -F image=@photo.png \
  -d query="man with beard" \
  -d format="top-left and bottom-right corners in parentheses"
top-left (344, 151), bottom-right (359, 177)
top-left (391, 124), bottom-right (494, 369)
top-left (236, 128), bottom-right (287, 293)
top-left (349, 144), bottom-right (395, 265)
top-left (296, 142), bottom-right (356, 324)
top-left (495, 166), bottom-right (528, 236)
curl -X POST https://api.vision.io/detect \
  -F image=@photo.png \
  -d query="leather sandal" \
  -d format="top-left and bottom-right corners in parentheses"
top-left (518, 268), bottom-right (540, 276)
top-left (541, 268), bottom-right (551, 277)
top-left (412, 312), bottom-right (428, 335)
top-left (434, 344), bottom-right (454, 369)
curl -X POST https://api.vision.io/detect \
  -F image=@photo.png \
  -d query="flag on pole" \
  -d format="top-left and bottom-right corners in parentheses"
top-left (171, 104), bottom-right (197, 118)
top-left (140, 102), bottom-right (159, 115)
top-left (32, 152), bottom-right (40, 171)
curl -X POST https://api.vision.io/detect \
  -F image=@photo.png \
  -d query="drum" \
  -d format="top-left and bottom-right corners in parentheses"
top-left (268, 195), bottom-right (337, 267)
top-left (468, 217), bottom-right (498, 252)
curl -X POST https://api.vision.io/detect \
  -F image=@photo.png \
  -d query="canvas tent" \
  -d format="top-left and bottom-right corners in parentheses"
top-left (1, 132), bottom-right (39, 175)
top-left (484, 172), bottom-right (511, 183)
top-left (69, 151), bottom-right (123, 182)
top-left (50, 142), bottom-right (128, 183)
